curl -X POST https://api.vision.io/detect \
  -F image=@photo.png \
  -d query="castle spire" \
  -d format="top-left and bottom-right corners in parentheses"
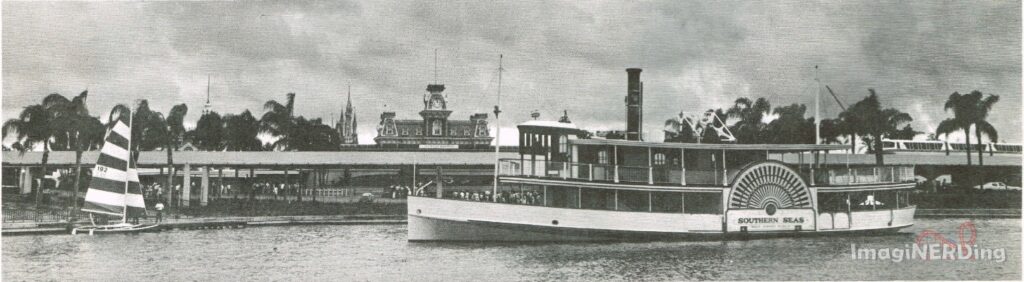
top-left (203, 74), bottom-right (212, 114)
top-left (346, 84), bottom-right (353, 112)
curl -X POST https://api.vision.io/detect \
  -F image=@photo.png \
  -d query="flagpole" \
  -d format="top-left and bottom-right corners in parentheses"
top-left (815, 65), bottom-right (821, 145)
top-left (492, 54), bottom-right (503, 202)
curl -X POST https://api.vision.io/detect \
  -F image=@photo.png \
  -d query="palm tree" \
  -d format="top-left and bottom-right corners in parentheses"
top-left (108, 100), bottom-right (169, 154)
top-left (163, 104), bottom-right (188, 205)
top-left (889, 125), bottom-right (921, 140)
top-left (223, 110), bottom-right (262, 151)
top-left (840, 90), bottom-right (913, 165)
top-left (936, 91), bottom-right (999, 166)
top-left (766, 104), bottom-right (815, 144)
top-left (47, 91), bottom-right (104, 211)
top-left (1, 92), bottom-right (88, 206)
top-left (290, 117), bottom-right (341, 151)
top-left (261, 93), bottom-right (296, 151)
top-left (664, 112), bottom-right (699, 143)
top-left (190, 111), bottom-right (224, 151)
top-left (726, 97), bottom-right (771, 143)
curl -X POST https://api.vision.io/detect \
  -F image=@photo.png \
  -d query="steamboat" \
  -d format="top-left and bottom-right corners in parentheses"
top-left (408, 68), bottom-right (916, 241)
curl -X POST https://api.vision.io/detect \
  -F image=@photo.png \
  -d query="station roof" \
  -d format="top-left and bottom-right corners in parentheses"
top-left (2, 150), bottom-right (517, 168)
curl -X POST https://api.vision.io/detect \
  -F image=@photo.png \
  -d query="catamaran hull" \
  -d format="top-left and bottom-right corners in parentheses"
top-left (71, 224), bottom-right (160, 235)
top-left (407, 196), bottom-right (915, 242)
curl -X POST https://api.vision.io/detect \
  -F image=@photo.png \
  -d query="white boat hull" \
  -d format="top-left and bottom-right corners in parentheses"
top-left (407, 196), bottom-right (915, 242)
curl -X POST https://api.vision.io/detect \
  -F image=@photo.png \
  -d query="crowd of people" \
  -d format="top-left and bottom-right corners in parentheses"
top-left (443, 190), bottom-right (544, 206)
top-left (385, 185), bottom-right (413, 199)
top-left (141, 182), bottom-right (237, 202)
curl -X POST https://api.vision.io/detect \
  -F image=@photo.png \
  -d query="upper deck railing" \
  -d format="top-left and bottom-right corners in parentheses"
top-left (498, 159), bottom-right (915, 187)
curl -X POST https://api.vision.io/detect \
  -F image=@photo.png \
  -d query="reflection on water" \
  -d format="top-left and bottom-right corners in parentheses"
top-left (3, 218), bottom-right (1019, 281)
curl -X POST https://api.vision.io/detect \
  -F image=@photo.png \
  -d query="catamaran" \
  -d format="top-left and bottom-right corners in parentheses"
top-left (407, 67), bottom-right (917, 241)
top-left (72, 119), bottom-right (158, 235)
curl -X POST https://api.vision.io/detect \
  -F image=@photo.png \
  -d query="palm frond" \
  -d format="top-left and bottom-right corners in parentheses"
top-left (974, 121), bottom-right (999, 143)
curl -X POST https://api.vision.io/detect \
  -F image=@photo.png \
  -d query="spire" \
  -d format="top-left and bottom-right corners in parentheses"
top-left (203, 75), bottom-right (212, 114)
top-left (346, 84), bottom-right (353, 112)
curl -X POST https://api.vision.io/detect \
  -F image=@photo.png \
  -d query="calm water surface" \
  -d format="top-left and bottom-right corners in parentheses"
top-left (3, 218), bottom-right (1020, 281)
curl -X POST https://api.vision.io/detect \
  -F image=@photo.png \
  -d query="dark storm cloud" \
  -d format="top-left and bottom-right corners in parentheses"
top-left (3, 0), bottom-right (1020, 145)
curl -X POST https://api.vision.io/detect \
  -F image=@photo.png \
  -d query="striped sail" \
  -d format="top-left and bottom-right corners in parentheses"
top-left (81, 121), bottom-right (146, 218)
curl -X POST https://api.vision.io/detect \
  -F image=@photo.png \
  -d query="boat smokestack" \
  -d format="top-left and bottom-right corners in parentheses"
top-left (625, 68), bottom-right (643, 141)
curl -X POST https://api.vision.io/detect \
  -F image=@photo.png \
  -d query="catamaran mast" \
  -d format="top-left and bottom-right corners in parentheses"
top-left (492, 55), bottom-right (503, 202)
top-left (122, 105), bottom-right (133, 224)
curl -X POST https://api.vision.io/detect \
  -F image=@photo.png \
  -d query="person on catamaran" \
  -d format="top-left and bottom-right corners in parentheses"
top-left (155, 202), bottom-right (164, 223)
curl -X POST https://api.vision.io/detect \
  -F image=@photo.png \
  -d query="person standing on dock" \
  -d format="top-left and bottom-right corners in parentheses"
top-left (155, 202), bottom-right (164, 223)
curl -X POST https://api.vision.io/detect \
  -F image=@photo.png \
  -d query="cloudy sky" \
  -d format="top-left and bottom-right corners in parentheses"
top-left (3, 0), bottom-right (1020, 145)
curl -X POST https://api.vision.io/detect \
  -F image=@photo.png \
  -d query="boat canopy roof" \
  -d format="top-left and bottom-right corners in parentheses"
top-left (571, 138), bottom-right (846, 152)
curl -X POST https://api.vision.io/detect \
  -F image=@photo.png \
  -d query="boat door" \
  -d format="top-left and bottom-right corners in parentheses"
top-left (816, 194), bottom-right (850, 230)
top-left (817, 211), bottom-right (851, 230)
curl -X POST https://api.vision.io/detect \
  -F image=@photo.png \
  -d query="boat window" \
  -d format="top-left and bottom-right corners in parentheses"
top-left (545, 185), bottom-right (580, 208)
top-left (581, 188), bottom-right (616, 210)
top-left (850, 192), bottom-right (881, 211)
top-left (653, 153), bottom-right (666, 165)
top-left (683, 192), bottom-right (721, 214)
top-left (617, 190), bottom-right (649, 212)
top-left (816, 192), bottom-right (849, 212)
top-left (651, 191), bottom-right (683, 213)
top-left (898, 190), bottom-right (913, 208)
top-left (497, 184), bottom-right (543, 205)
top-left (874, 190), bottom-right (896, 209)
top-left (597, 150), bottom-right (609, 164)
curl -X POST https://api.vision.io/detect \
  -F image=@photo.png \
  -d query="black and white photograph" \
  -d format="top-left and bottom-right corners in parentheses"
top-left (1, 0), bottom-right (1021, 280)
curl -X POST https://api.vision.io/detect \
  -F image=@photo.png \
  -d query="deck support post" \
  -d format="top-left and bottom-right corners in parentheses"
top-left (810, 152), bottom-right (816, 186)
top-left (614, 190), bottom-right (619, 211)
top-left (648, 147), bottom-right (654, 184)
top-left (680, 149), bottom-right (686, 186)
top-left (721, 149), bottom-right (728, 187)
top-left (20, 167), bottom-right (32, 195)
top-left (200, 166), bottom-right (209, 206)
top-left (182, 163), bottom-right (191, 207)
top-left (613, 146), bottom-right (619, 183)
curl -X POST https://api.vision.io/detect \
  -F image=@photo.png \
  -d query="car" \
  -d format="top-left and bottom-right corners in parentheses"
top-left (358, 192), bottom-right (376, 203)
top-left (975, 182), bottom-right (1009, 190)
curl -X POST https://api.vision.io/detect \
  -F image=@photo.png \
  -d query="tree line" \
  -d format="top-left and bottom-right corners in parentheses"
top-left (3, 91), bottom-right (342, 207)
top-left (663, 89), bottom-right (1001, 166)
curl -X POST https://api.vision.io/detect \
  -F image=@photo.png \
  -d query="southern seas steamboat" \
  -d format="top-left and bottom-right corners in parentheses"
top-left (408, 68), bottom-right (916, 241)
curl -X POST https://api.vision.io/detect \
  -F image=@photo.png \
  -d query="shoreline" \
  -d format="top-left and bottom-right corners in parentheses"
top-left (3, 208), bottom-right (1018, 236)
top-left (2, 214), bottom-right (406, 236)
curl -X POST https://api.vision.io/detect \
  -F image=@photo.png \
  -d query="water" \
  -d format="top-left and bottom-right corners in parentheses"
top-left (3, 218), bottom-right (1019, 281)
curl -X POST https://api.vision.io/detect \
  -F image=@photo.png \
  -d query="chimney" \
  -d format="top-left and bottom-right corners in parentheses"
top-left (625, 68), bottom-right (643, 141)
